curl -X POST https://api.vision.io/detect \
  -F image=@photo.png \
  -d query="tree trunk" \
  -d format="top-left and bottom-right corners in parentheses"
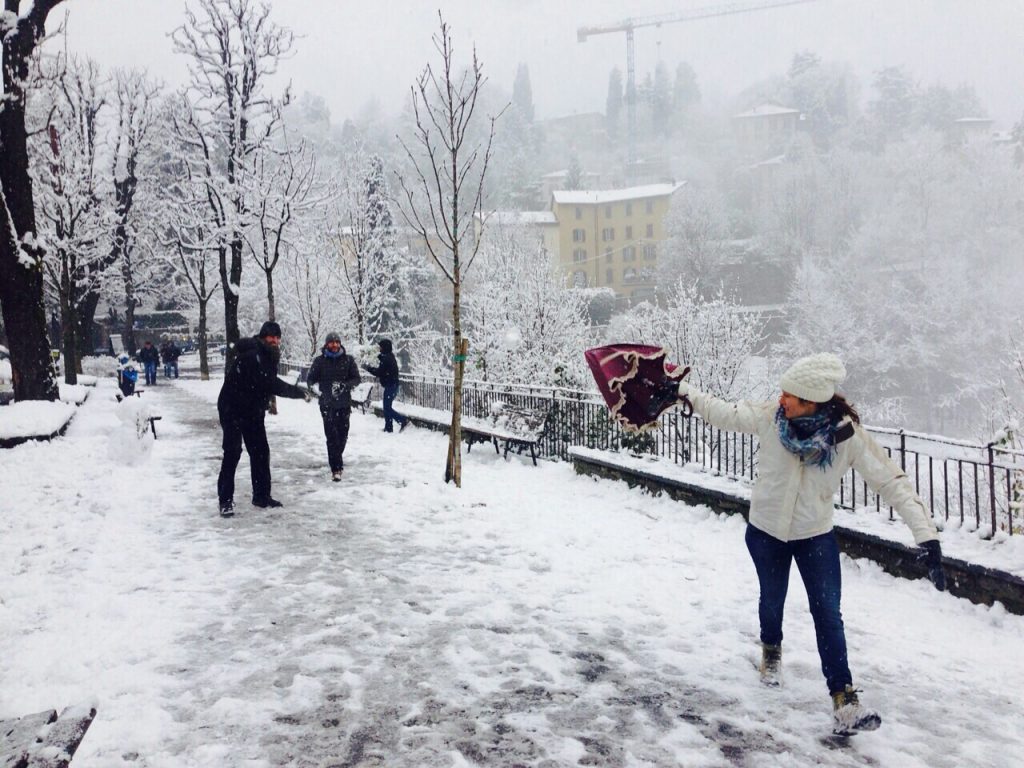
top-left (446, 332), bottom-right (467, 486)
top-left (123, 293), bottom-right (137, 357)
top-left (77, 288), bottom-right (101, 361)
top-left (60, 295), bottom-right (79, 386)
top-left (0, 3), bottom-right (62, 402)
top-left (198, 298), bottom-right (210, 381)
top-left (266, 271), bottom-right (275, 321)
top-left (222, 240), bottom-right (242, 366)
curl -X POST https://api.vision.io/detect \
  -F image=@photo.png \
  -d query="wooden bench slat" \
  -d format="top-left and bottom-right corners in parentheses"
top-left (2, 711), bottom-right (56, 768)
top-left (28, 706), bottom-right (96, 768)
top-left (1, 707), bottom-right (95, 768)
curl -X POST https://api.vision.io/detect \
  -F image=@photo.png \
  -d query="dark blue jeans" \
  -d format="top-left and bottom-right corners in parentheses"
top-left (144, 361), bottom-right (157, 385)
top-left (745, 524), bottom-right (852, 694)
top-left (382, 382), bottom-right (406, 432)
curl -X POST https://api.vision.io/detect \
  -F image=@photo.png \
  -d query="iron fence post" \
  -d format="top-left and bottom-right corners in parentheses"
top-left (988, 442), bottom-right (997, 535)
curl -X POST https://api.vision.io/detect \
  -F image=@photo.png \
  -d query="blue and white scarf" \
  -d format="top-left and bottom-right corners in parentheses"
top-left (775, 405), bottom-right (839, 469)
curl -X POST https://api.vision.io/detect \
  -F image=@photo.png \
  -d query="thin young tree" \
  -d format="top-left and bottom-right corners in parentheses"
top-left (396, 13), bottom-right (500, 486)
top-left (0, 0), bottom-right (66, 401)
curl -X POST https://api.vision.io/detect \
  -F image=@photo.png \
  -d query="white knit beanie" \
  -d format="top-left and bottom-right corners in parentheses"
top-left (779, 353), bottom-right (847, 403)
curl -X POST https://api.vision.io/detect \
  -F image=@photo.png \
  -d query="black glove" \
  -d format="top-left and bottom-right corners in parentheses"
top-left (645, 377), bottom-right (682, 418)
top-left (917, 540), bottom-right (946, 591)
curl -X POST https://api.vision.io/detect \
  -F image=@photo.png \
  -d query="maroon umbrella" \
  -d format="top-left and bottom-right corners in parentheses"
top-left (585, 344), bottom-right (692, 433)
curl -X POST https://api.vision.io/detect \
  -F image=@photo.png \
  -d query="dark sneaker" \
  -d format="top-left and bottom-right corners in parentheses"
top-left (759, 643), bottom-right (782, 688)
top-left (332, 470), bottom-right (343, 482)
top-left (252, 496), bottom-right (284, 508)
top-left (219, 500), bottom-right (235, 518)
top-left (399, 420), bottom-right (409, 433)
top-left (831, 686), bottom-right (881, 734)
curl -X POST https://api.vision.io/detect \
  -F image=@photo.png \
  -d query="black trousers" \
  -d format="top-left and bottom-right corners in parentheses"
top-left (218, 409), bottom-right (271, 503)
top-left (321, 407), bottom-right (351, 472)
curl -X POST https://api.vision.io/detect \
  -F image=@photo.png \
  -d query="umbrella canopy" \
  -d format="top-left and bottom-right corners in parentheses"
top-left (584, 344), bottom-right (692, 433)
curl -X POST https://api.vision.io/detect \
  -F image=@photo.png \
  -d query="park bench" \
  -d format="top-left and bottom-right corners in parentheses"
top-left (460, 401), bottom-right (552, 466)
top-left (350, 382), bottom-right (374, 414)
top-left (373, 399), bottom-right (552, 465)
top-left (0, 705), bottom-right (95, 767)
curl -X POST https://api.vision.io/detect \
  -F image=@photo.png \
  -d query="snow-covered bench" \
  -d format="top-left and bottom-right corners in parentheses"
top-left (461, 401), bottom-right (552, 466)
top-left (392, 400), bottom-right (551, 466)
top-left (0, 704), bottom-right (96, 767)
top-left (350, 382), bottom-right (374, 414)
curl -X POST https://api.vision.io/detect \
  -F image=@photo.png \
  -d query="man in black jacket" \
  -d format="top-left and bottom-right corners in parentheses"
top-left (306, 332), bottom-right (361, 481)
top-left (363, 338), bottom-right (408, 433)
top-left (216, 321), bottom-right (309, 517)
top-left (137, 340), bottom-right (160, 385)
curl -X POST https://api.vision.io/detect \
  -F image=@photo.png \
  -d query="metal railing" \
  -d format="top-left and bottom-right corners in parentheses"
top-left (399, 373), bottom-right (1024, 537)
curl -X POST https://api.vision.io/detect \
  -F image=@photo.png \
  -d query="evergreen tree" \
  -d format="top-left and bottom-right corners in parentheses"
top-left (606, 68), bottom-right (623, 139)
top-left (672, 62), bottom-right (701, 113)
top-left (364, 155), bottom-right (402, 334)
top-left (651, 61), bottom-right (672, 137)
top-left (565, 152), bottom-right (583, 190)
top-left (868, 66), bottom-right (916, 139)
top-left (512, 63), bottom-right (534, 124)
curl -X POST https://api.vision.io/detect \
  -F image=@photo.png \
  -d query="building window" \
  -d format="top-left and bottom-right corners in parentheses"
top-left (645, 200), bottom-right (654, 214)
top-left (572, 248), bottom-right (586, 263)
top-left (572, 270), bottom-right (588, 288)
top-left (601, 227), bottom-right (615, 242)
top-left (605, 205), bottom-right (612, 218)
top-left (643, 244), bottom-right (657, 260)
top-left (605, 247), bottom-right (613, 263)
top-left (623, 246), bottom-right (636, 262)
top-left (625, 225), bottom-right (633, 240)
top-left (606, 268), bottom-right (613, 284)
top-left (624, 267), bottom-right (637, 284)
top-left (645, 223), bottom-right (654, 238)
top-left (625, 202), bottom-right (633, 216)
top-left (573, 228), bottom-right (585, 243)
top-left (575, 207), bottom-right (582, 220)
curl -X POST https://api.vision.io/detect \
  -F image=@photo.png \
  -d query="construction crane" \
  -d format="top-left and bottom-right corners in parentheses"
top-left (578, 0), bottom-right (820, 176)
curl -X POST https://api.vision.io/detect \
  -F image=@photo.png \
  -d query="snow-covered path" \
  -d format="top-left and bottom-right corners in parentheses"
top-left (2, 371), bottom-right (1023, 767)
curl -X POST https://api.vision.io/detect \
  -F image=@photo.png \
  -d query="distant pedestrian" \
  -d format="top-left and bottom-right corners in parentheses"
top-left (363, 338), bottom-right (407, 433)
top-left (674, 352), bottom-right (946, 734)
top-left (306, 333), bottom-right (361, 481)
top-left (216, 321), bottom-right (311, 517)
top-left (162, 339), bottom-right (181, 379)
top-left (137, 340), bottom-right (160, 385)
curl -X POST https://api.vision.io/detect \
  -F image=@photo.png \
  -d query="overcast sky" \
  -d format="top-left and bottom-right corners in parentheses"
top-left (59, 0), bottom-right (1024, 127)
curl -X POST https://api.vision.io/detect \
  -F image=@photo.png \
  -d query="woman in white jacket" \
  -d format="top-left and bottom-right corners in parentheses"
top-left (675, 353), bottom-right (946, 734)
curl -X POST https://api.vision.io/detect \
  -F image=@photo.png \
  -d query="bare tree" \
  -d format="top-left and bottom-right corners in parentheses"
top-left (281, 245), bottom-right (338, 360)
top-left (35, 55), bottom-right (108, 385)
top-left (171, 0), bottom-right (294, 364)
top-left (396, 13), bottom-right (500, 486)
top-left (108, 68), bottom-right (162, 355)
top-left (245, 122), bottom-right (320, 321)
top-left (0, 0), bottom-right (65, 401)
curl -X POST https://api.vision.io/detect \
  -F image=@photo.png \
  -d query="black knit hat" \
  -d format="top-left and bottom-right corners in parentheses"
top-left (325, 332), bottom-right (341, 344)
top-left (258, 321), bottom-right (282, 338)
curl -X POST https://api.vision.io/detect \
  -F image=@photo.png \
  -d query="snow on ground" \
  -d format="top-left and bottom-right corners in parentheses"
top-left (1, 367), bottom-right (1022, 768)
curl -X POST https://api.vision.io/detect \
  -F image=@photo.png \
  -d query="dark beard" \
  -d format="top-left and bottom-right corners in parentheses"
top-left (260, 339), bottom-right (282, 369)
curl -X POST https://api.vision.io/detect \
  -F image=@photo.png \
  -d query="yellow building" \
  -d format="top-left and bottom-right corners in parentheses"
top-left (550, 183), bottom-right (685, 301)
